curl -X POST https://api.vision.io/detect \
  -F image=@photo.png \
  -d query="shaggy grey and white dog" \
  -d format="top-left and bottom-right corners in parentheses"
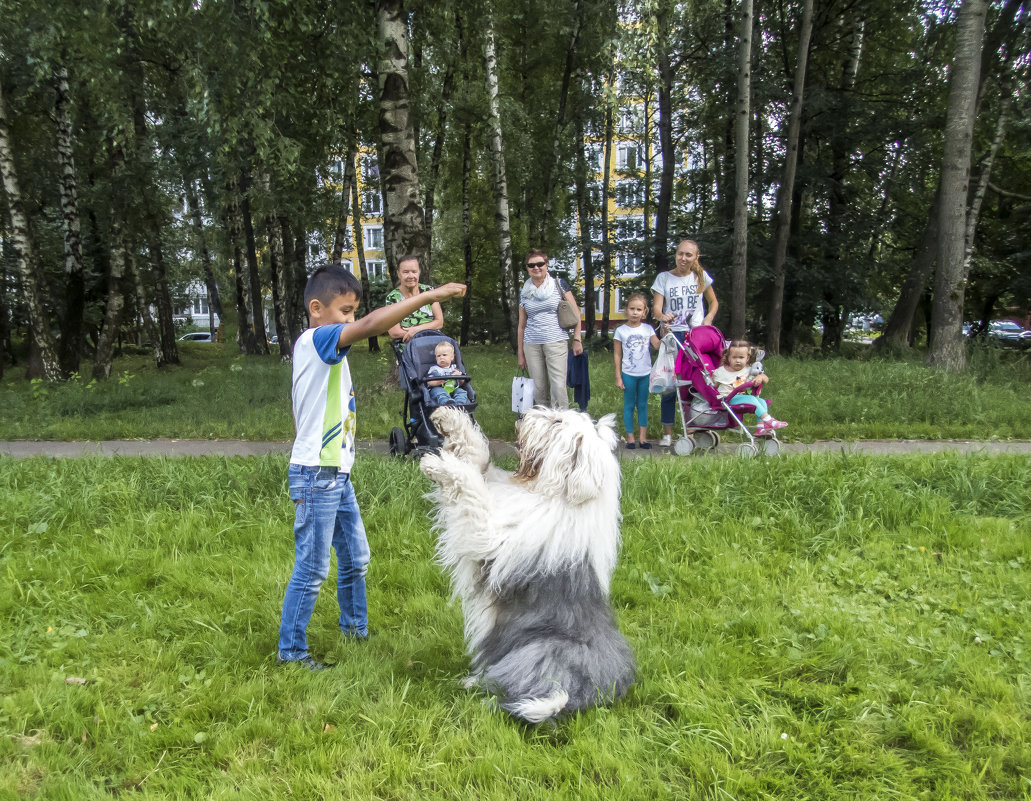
top-left (420, 405), bottom-right (636, 724)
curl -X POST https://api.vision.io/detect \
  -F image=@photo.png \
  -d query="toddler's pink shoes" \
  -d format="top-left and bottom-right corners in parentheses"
top-left (754, 418), bottom-right (788, 437)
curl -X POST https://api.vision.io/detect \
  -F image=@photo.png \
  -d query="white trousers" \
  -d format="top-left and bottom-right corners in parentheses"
top-left (523, 340), bottom-right (569, 409)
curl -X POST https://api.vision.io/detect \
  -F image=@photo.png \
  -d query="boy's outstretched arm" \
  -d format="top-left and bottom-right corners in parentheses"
top-left (339, 283), bottom-right (466, 348)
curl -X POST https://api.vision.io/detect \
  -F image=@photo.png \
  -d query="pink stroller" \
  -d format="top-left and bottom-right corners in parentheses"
top-left (666, 325), bottom-right (781, 457)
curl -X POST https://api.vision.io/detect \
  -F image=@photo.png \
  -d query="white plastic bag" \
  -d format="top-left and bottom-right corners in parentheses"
top-left (512, 375), bottom-right (536, 413)
top-left (649, 337), bottom-right (677, 394)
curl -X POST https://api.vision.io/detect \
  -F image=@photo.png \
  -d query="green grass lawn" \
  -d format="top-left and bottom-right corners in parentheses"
top-left (1, 340), bottom-right (1030, 442)
top-left (2, 453), bottom-right (1029, 799)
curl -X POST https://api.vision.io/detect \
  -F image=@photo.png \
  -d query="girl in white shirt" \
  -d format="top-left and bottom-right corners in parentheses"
top-left (613, 293), bottom-right (660, 449)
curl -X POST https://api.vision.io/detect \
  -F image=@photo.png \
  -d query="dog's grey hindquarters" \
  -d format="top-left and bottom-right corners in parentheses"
top-left (476, 560), bottom-right (636, 723)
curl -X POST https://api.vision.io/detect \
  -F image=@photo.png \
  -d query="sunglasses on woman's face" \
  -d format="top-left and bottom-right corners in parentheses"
top-left (526, 262), bottom-right (547, 269)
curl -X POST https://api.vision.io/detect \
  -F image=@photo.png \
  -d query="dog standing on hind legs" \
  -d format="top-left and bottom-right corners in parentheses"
top-left (420, 405), bottom-right (636, 724)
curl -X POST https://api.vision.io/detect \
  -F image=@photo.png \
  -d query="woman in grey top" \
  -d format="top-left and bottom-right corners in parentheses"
top-left (516, 249), bottom-right (583, 409)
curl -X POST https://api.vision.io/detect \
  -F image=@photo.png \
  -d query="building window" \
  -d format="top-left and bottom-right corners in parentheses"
top-left (360, 155), bottom-right (379, 182)
top-left (339, 259), bottom-right (354, 273)
top-left (616, 181), bottom-right (644, 208)
top-left (617, 108), bottom-right (638, 135)
top-left (362, 190), bottom-right (382, 216)
top-left (191, 296), bottom-right (209, 316)
top-left (365, 260), bottom-right (385, 279)
top-left (615, 216), bottom-right (645, 241)
top-left (616, 252), bottom-right (644, 276)
top-left (617, 143), bottom-right (639, 171)
top-left (587, 144), bottom-right (605, 173)
top-left (364, 225), bottom-right (384, 251)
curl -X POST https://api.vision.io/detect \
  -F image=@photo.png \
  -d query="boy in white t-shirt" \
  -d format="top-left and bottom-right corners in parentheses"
top-left (278, 263), bottom-right (466, 671)
top-left (613, 293), bottom-right (660, 449)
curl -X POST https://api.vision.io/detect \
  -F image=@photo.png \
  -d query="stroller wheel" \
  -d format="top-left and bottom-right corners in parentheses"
top-left (737, 442), bottom-right (760, 458)
top-left (760, 437), bottom-right (781, 457)
top-left (389, 426), bottom-right (407, 458)
top-left (693, 430), bottom-right (719, 452)
top-left (673, 436), bottom-right (695, 456)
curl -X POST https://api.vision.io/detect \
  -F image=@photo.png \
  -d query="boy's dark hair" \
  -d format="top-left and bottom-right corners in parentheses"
top-left (305, 263), bottom-right (362, 308)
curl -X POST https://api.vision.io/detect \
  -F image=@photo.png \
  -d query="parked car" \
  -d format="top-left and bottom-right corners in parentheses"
top-left (987, 320), bottom-right (1029, 343)
top-left (178, 332), bottom-right (213, 343)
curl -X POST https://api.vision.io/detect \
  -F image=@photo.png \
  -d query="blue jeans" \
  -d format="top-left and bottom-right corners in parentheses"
top-left (660, 330), bottom-right (688, 426)
top-left (278, 464), bottom-right (370, 660)
top-left (429, 386), bottom-right (469, 405)
top-left (622, 373), bottom-right (649, 433)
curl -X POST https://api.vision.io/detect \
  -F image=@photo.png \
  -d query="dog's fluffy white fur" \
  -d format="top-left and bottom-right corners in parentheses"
top-left (420, 405), bottom-right (636, 724)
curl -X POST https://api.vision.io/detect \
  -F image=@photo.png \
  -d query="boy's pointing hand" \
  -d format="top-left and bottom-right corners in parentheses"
top-left (434, 283), bottom-right (467, 300)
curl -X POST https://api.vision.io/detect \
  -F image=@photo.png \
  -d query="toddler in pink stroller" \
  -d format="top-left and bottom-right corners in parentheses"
top-left (668, 326), bottom-right (786, 456)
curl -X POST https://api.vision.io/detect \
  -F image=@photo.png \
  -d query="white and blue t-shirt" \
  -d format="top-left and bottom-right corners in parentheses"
top-left (520, 275), bottom-right (573, 345)
top-left (290, 325), bottom-right (356, 471)
top-left (651, 270), bottom-right (713, 331)
top-left (613, 323), bottom-right (657, 376)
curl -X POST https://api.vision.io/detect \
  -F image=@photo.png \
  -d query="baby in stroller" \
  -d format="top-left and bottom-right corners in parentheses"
top-left (711, 341), bottom-right (787, 437)
top-left (389, 331), bottom-right (476, 457)
top-left (427, 341), bottom-right (470, 406)
top-left (668, 325), bottom-right (786, 456)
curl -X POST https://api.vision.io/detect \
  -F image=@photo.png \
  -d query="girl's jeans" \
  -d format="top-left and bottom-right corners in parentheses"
top-left (660, 329), bottom-right (688, 426)
top-left (278, 464), bottom-right (370, 660)
top-left (621, 372), bottom-right (649, 433)
top-left (728, 394), bottom-right (769, 419)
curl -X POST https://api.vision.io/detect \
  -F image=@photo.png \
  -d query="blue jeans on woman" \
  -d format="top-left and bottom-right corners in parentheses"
top-left (660, 329), bottom-right (688, 426)
top-left (278, 464), bottom-right (370, 661)
top-left (622, 373), bottom-right (650, 433)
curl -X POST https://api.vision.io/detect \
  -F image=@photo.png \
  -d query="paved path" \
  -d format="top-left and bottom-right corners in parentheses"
top-left (2, 438), bottom-right (1030, 459)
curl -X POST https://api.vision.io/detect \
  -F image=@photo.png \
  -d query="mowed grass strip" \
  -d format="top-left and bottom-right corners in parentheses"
top-left (1, 453), bottom-right (1029, 799)
top-left (2, 340), bottom-right (1030, 442)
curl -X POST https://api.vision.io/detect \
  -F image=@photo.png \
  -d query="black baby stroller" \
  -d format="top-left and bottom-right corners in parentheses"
top-left (389, 330), bottom-right (477, 458)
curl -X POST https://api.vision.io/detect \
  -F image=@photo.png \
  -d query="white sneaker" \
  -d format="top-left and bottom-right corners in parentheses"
top-left (659, 434), bottom-right (672, 447)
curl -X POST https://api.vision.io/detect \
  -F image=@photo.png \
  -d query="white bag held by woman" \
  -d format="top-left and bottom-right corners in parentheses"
top-left (512, 375), bottom-right (536, 413)
top-left (649, 336), bottom-right (677, 394)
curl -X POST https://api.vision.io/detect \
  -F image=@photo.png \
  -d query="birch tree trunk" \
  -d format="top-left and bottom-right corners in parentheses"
top-left (927, 0), bottom-right (987, 371)
top-left (351, 176), bottom-right (379, 353)
top-left (600, 83), bottom-right (615, 340)
top-left (963, 96), bottom-right (1009, 273)
top-left (653, 10), bottom-right (675, 274)
top-left (460, 121), bottom-right (474, 347)
top-left (128, 249), bottom-right (162, 367)
top-left (728, 0), bottom-right (753, 340)
top-left (331, 143), bottom-right (356, 263)
top-left (766, 0), bottom-right (814, 355)
top-left (483, 8), bottom-right (517, 349)
top-left (538, 0), bottom-right (584, 246)
top-left (125, 54), bottom-right (179, 367)
top-left (93, 208), bottom-right (127, 380)
top-left (574, 113), bottom-right (596, 339)
top-left (227, 179), bottom-right (258, 355)
top-left (0, 78), bottom-right (62, 380)
top-left (183, 178), bottom-right (223, 338)
top-left (238, 170), bottom-right (270, 352)
top-left (54, 65), bottom-right (86, 374)
top-left (376, 0), bottom-right (429, 275)
top-left (423, 55), bottom-right (456, 281)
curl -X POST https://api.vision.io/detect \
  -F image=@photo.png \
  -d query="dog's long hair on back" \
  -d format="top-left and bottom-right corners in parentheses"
top-left (420, 405), bottom-right (635, 724)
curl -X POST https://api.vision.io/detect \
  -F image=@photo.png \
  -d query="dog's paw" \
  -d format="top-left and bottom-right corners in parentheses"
top-left (430, 405), bottom-right (469, 439)
top-left (419, 453), bottom-right (446, 483)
